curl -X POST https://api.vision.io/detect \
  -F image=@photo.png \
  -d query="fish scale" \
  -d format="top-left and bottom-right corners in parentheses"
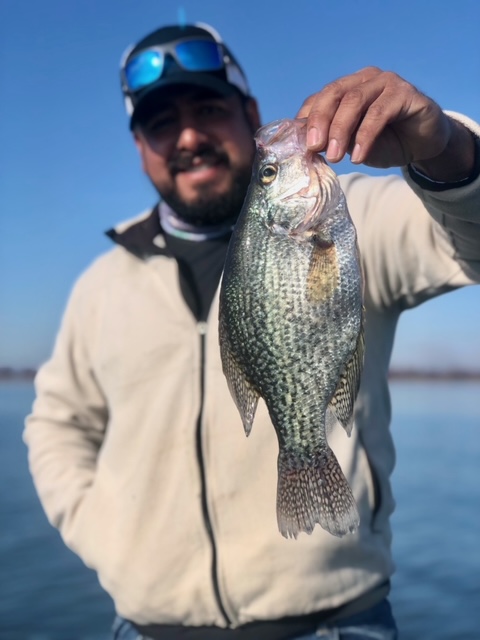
top-left (219, 118), bottom-right (364, 539)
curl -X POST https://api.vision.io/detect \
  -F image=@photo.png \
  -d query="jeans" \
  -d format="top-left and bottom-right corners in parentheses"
top-left (112, 598), bottom-right (398, 640)
top-left (293, 599), bottom-right (398, 639)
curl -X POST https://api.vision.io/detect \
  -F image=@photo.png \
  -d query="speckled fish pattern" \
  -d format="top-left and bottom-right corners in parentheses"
top-left (219, 118), bottom-right (364, 538)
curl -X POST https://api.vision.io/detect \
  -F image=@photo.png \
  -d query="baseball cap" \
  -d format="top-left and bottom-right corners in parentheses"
top-left (120, 22), bottom-right (251, 128)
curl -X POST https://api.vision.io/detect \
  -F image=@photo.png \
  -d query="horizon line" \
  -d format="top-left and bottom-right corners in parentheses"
top-left (2, 366), bottom-right (480, 382)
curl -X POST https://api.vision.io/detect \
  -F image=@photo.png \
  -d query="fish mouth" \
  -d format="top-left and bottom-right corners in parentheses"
top-left (256, 118), bottom-right (308, 156)
top-left (257, 118), bottom-right (341, 235)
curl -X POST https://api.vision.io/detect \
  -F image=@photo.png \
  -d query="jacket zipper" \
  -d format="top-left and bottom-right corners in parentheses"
top-left (195, 321), bottom-right (232, 626)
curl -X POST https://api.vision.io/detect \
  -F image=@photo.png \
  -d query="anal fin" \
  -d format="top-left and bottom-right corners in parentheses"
top-left (328, 327), bottom-right (365, 437)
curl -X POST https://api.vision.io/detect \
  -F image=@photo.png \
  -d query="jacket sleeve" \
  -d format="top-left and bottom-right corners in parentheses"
top-left (341, 112), bottom-right (480, 311)
top-left (23, 271), bottom-right (108, 536)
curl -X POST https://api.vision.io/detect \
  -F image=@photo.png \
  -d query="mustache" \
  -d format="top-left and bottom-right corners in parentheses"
top-left (168, 145), bottom-right (229, 173)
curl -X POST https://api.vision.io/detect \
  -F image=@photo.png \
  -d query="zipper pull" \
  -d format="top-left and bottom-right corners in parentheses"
top-left (197, 321), bottom-right (208, 336)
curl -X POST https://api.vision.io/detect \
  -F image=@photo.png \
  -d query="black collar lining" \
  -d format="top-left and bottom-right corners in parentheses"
top-left (105, 206), bottom-right (169, 258)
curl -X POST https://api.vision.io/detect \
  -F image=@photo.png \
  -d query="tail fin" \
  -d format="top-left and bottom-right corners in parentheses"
top-left (277, 448), bottom-right (359, 539)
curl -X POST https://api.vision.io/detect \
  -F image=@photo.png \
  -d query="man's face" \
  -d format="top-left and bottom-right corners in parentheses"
top-left (133, 87), bottom-right (261, 225)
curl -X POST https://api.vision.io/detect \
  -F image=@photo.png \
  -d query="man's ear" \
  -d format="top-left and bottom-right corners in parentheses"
top-left (132, 129), bottom-right (147, 173)
top-left (244, 97), bottom-right (262, 134)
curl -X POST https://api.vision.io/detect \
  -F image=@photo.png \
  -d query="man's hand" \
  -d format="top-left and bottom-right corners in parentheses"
top-left (297, 67), bottom-right (475, 182)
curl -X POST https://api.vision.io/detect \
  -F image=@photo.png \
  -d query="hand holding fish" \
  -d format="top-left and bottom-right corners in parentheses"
top-left (297, 66), bottom-right (475, 182)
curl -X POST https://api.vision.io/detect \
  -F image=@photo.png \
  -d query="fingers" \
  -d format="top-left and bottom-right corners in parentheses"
top-left (336, 74), bottom-right (412, 164)
top-left (297, 68), bottom-right (419, 163)
top-left (297, 67), bottom-right (381, 154)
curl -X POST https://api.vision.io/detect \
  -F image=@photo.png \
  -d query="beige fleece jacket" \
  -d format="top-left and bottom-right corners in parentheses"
top-left (24, 113), bottom-right (480, 628)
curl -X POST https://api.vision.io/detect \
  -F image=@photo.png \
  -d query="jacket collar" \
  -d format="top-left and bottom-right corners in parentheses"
top-left (105, 206), bottom-right (169, 258)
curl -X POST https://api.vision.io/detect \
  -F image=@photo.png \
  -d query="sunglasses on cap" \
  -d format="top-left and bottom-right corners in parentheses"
top-left (123, 38), bottom-right (226, 93)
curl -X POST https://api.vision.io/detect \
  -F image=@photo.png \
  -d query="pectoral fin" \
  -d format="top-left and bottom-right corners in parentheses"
top-left (306, 237), bottom-right (338, 303)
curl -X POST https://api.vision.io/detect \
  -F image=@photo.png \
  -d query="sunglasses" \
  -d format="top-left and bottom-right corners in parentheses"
top-left (123, 38), bottom-right (225, 92)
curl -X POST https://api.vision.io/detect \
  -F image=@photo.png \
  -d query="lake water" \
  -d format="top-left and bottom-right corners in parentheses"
top-left (1, 381), bottom-right (479, 639)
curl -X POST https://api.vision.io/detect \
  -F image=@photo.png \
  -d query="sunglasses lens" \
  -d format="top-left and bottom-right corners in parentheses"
top-left (125, 50), bottom-right (164, 91)
top-left (175, 40), bottom-right (224, 71)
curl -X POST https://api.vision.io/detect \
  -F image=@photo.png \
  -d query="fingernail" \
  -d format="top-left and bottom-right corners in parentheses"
top-left (326, 138), bottom-right (340, 161)
top-left (351, 143), bottom-right (362, 163)
top-left (307, 126), bottom-right (320, 148)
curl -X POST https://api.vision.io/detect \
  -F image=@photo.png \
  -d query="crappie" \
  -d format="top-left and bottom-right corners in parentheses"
top-left (219, 118), bottom-right (364, 539)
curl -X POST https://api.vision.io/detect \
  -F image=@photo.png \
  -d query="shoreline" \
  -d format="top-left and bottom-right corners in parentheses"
top-left (388, 369), bottom-right (480, 382)
top-left (2, 368), bottom-right (480, 383)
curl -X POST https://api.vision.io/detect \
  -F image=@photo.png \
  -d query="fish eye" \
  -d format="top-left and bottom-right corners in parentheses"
top-left (259, 164), bottom-right (278, 185)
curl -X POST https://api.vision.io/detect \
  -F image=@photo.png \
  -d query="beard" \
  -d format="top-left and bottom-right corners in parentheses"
top-left (155, 144), bottom-right (254, 227)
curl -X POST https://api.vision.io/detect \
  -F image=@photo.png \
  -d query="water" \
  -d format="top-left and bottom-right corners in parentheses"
top-left (0, 383), bottom-right (114, 640)
top-left (389, 382), bottom-right (480, 639)
top-left (1, 381), bottom-right (479, 639)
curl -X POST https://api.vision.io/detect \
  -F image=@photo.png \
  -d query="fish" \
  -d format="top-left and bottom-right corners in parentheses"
top-left (219, 117), bottom-right (364, 539)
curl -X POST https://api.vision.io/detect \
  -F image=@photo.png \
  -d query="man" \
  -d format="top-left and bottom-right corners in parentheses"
top-left (24, 22), bottom-right (480, 640)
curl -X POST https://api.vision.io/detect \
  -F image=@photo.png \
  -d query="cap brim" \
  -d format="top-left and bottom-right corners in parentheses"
top-left (129, 73), bottom-right (237, 129)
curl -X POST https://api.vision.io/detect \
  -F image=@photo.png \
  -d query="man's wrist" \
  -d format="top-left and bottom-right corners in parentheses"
top-left (408, 119), bottom-right (480, 191)
top-left (411, 119), bottom-right (477, 185)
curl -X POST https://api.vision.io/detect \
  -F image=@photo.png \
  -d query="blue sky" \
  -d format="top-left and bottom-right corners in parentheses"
top-left (1, 0), bottom-right (479, 370)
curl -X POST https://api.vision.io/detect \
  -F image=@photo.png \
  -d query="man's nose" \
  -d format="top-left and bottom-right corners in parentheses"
top-left (176, 124), bottom-right (209, 151)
